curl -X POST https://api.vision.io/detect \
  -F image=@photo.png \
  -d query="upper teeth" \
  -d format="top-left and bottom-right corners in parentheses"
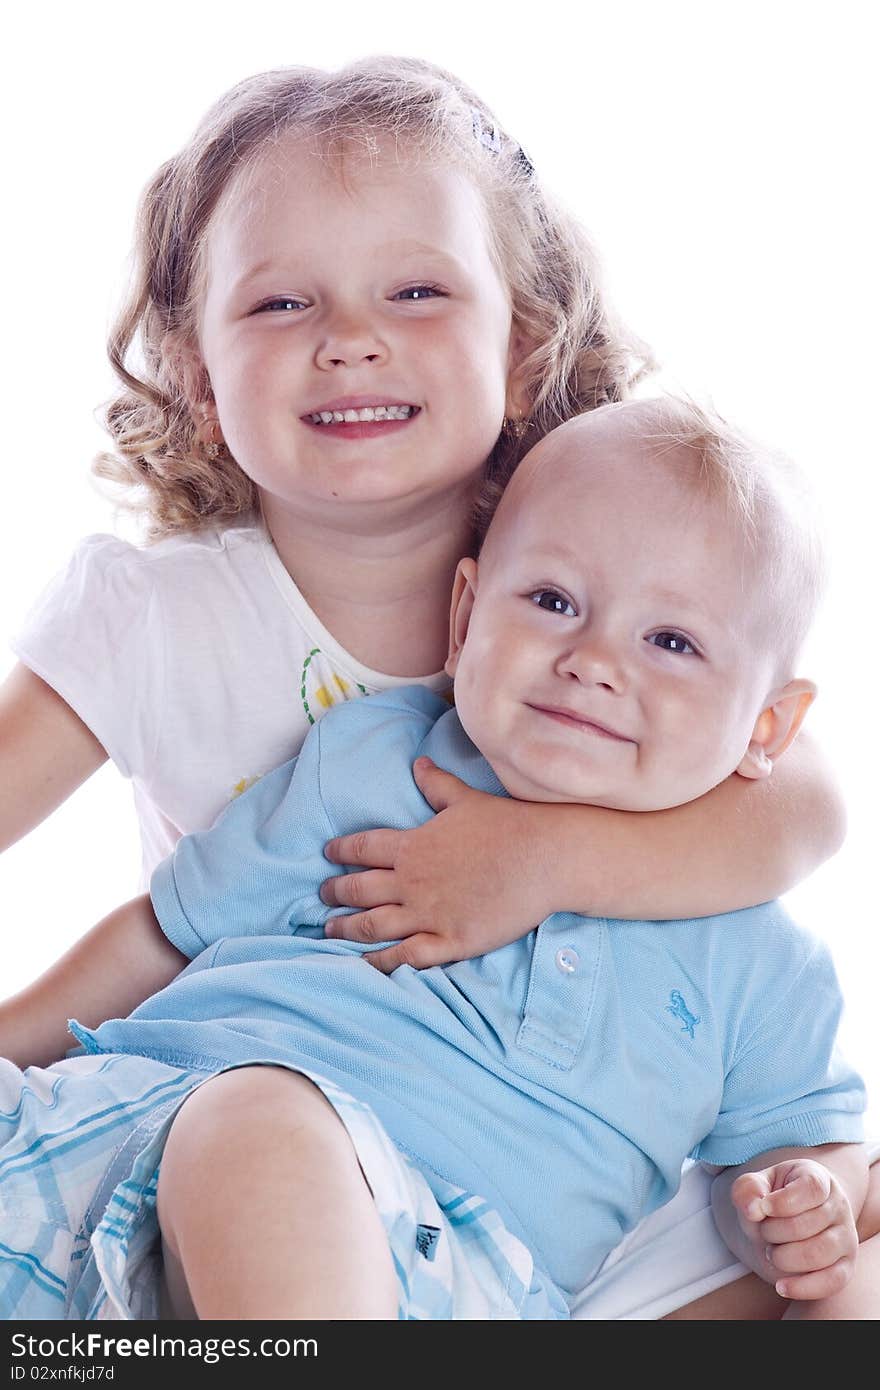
top-left (307, 405), bottom-right (416, 424)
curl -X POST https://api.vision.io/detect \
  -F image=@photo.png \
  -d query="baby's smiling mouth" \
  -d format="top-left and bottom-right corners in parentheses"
top-left (527, 703), bottom-right (636, 743)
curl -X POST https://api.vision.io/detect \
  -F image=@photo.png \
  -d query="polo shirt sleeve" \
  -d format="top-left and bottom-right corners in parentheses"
top-left (150, 686), bottom-right (443, 959)
top-left (695, 934), bottom-right (866, 1165)
top-left (150, 720), bottom-right (334, 958)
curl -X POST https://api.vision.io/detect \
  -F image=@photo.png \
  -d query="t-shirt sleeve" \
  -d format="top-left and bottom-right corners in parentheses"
top-left (150, 687), bottom-right (441, 959)
top-left (150, 720), bottom-right (334, 958)
top-left (696, 936), bottom-right (866, 1165)
top-left (11, 535), bottom-right (163, 779)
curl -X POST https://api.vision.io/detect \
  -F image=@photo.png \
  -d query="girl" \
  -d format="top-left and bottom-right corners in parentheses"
top-left (0, 59), bottom-right (847, 1318)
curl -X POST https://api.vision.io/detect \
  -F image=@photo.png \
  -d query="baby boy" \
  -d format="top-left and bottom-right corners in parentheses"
top-left (0, 398), bottom-right (869, 1321)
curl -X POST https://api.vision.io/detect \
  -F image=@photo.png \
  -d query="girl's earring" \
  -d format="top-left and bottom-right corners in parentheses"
top-left (504, 414), bottom-right (529, 440)
top-left (201, 418), bottom-right (229, 461)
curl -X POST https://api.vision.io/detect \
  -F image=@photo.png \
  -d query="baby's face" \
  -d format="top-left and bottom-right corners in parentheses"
top-left (448, 412), bottom-right (783, 811)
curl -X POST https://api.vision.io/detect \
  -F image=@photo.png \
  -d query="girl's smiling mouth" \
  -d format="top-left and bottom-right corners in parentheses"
top-left (301, 396), bottom-right (421, 438)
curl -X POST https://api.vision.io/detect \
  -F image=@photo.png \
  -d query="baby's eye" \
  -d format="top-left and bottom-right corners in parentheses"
top-left (392, 285), bottom-right (443, 301)
top-left (646, 631), bottom-right (698, 655)
top-left (254, 296), bottom-right (308, 313)
top-left (529, 590), bottom-right (576, 617)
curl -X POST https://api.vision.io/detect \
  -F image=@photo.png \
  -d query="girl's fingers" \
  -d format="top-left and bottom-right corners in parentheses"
top-left (320, 868), bottom-right (400, 910)
top-left (324, 906), bottom-right (408, 946)
top-left (365, 933), bottom-right (448, 975)
top-left (323, 829), bottom-right (403, 869)
top-left (411, 758), bottom-right (470, 812)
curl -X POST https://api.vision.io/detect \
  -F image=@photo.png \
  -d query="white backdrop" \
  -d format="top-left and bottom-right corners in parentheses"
top-left (1, 0), bottom-right (877, 1127)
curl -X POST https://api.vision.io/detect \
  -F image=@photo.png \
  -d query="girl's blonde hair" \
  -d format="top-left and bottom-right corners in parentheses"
top-left (97, 57), bottom-right (653, 538)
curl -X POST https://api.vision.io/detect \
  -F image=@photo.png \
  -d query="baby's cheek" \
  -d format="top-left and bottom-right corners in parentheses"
top-left (643, 726), bottom-right (724, 808)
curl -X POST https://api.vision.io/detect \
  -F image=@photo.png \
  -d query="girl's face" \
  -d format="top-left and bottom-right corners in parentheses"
top-left (196, 137), bottom-right (518, 529)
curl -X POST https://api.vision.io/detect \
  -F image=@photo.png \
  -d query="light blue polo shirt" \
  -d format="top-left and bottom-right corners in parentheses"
top-left (78, 687), bottom-right (865, 1296)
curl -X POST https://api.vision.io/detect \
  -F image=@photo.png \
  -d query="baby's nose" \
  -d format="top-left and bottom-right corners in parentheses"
top-left (558, 636), bottom-right (628, 692)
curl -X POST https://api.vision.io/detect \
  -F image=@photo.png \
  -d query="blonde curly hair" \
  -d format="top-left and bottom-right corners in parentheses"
top-left (96, 57), bottom-right (653, 538)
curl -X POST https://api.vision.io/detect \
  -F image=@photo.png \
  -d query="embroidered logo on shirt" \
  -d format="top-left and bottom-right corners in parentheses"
top-left (666, 989), bottom-right (701, 1039)
top-left (415, 1224), bottom-right (441, 1261)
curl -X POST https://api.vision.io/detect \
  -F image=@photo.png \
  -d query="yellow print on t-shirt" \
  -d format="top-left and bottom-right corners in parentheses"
top-left (228, 649), bottom-right (368, 802)
top-left (300, 647), bottom-right (367, 726)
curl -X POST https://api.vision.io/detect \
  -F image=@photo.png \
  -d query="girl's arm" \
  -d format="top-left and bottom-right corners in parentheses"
top-left (0, 894), bottom-right (186, 1069)
top-left (320, 732), bottom-right (845, 971)
top-left (540, 728), bottom-right (843, 918)
top-left (0, 662), bottom-right (108, 851)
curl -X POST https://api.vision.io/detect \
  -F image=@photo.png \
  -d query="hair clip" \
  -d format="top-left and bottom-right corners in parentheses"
top-left (470, 108), bottom-right (503, 154)
top-left (470, 106), bottom-right (533, 176)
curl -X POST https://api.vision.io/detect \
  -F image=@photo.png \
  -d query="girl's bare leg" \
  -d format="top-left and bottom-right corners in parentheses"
top-left (156, 1066), bottom-right (398, 1320)
top-left (662, 1273), bottom-right (785, 1320)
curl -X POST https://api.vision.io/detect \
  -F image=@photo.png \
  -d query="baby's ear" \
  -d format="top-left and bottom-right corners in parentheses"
top-left (445, 558), bottom-right (479, 678)
top-left (736, 679), bottom-right (817, 780)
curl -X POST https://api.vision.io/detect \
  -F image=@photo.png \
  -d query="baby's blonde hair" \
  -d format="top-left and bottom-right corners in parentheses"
top-left (95, 57), bottom-right (652, 538)
top-left (639, 397), bottom-right (826, 675)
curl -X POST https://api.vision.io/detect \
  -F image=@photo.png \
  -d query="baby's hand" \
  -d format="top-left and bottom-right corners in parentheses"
top-left (731, 1158), bottom-right (858, 1300)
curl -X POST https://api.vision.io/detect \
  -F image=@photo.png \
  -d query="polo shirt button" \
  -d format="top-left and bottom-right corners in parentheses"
top-left (555, 946), bottom-right (579, 974)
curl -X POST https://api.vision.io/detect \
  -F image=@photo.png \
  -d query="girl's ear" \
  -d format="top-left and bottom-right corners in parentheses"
top-left (736, 679), bottom-right (817, 780)
top-left (445, 558), bottom-right (479, 678)
top-left (505, 325), bottom-right (533, 422)
top-left (166, 332), bottom-right (214, 418)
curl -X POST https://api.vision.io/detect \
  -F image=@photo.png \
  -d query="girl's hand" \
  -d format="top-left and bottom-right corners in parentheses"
top-left (320, 758), bottom-right (552, 972)
top-left (730, 1158), bottom-right (859, 1300)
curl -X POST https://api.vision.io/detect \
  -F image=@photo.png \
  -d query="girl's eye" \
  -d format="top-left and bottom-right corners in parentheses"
top-left (646, 631), bottom-right (698, 656)
top-left (529, 590), bottom-right (576, 617)
top-left (392, 285), bottom-right (443, 302)
top-left (254, 296), bottom-right (308, 313)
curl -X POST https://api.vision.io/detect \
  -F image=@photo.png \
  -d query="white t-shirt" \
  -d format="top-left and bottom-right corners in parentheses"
top-left (13, 519), bottom-right (451, 882)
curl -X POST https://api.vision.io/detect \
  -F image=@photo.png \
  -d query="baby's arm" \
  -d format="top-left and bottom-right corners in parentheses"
top-left (710, 1145), bottom-right (867, 1300)
top-left (0, 894), bottom-right (186, 1069)
top-left (0, 663), bottom-right (108, 852)
top-left (322, 732), bottom-right (845, 969)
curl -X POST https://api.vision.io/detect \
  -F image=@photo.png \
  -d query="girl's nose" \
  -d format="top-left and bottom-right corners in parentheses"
top-left (556, 636), bottom-right (628, 693)
top-left (315, 311), bottom-right (389, 370)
